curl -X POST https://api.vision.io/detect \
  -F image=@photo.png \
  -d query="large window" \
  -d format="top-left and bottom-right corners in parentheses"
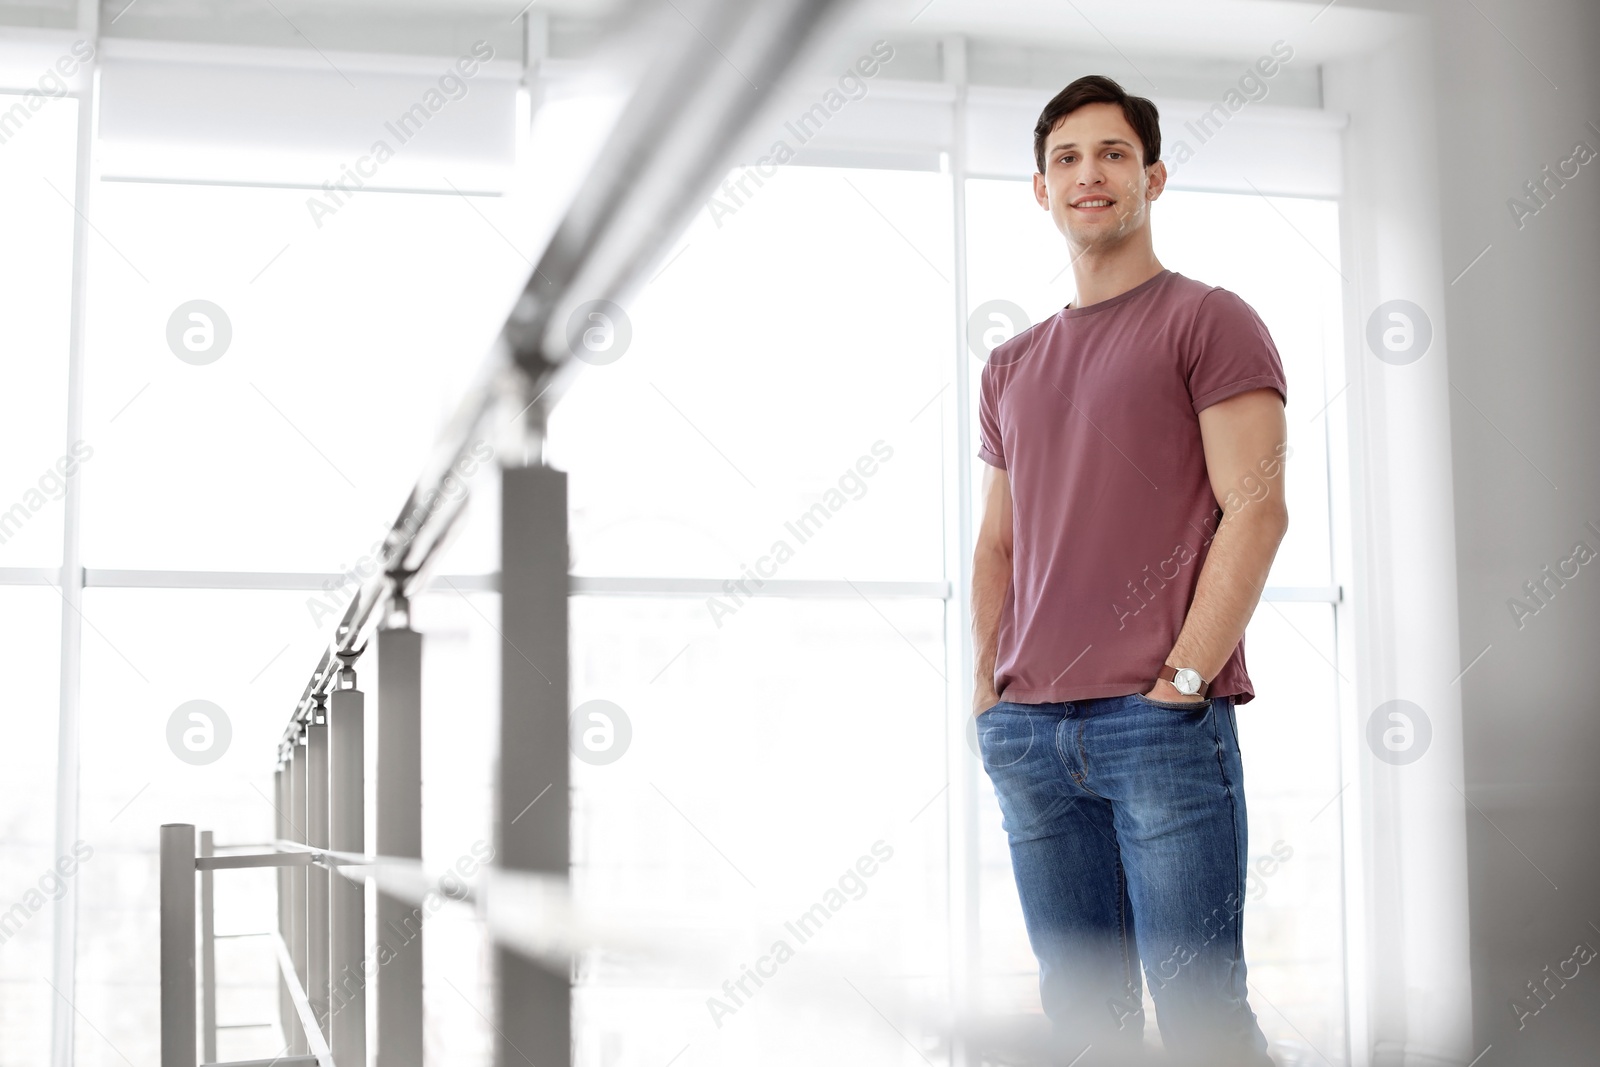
top-left (79, 181), bottom-right (527, 573)
top-left (550, 165), bottom-right (951, 582)
top-left (0, 588), bottom-right (64, 1063)
top-left (0, 92), bottom-right (75, 569)
top-left (554, 164), bottom-right (956, 1066)
top-left (1, 49), bottom-right (1354, 1067)
top-left (59, 157), bottom-right (545, 1060)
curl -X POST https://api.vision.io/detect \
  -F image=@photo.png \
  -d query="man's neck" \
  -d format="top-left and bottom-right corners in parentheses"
top-left (1066, 247), bottom-right (1165, 310)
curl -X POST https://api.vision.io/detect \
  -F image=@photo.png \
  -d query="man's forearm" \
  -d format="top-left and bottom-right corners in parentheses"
top-left (1166, 509), bottom-right (1287, 684)
top-left (972, 546), bottom-right (1011, 700)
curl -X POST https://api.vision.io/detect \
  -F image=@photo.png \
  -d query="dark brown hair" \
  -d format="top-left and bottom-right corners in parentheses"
top-left (1033, 74), bottom-right (1161, 173)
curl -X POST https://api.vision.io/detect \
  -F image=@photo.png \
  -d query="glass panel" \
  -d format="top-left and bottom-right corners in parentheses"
top-left (1230, 600), bottom-right (1346, 1063)
top-left (550, 165), bottom-right (952, 582)
top-left (0, 588), bottom-right (63, 1066)
top-left (568, 594), bottom-right (949, 1066)
top-left (1154, 190), bottom-right (1340, 589)
top-left (411, 587), bottom-right (500, 1067)
top-left (74, 587), bottom-right (332, 1064)
top-left (79, 182), bottom-right (534, 573)
top-left (0, 93), bottom-right (76, 568)
top-left (70, 584), bottom-right (531, 1063)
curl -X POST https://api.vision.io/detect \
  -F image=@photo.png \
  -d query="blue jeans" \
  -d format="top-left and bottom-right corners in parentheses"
top-left (976, 693), bottom-right (1275, 1067)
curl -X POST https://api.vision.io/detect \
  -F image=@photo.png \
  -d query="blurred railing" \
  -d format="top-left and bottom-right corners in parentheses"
top-left (154, 1), bottom-right (852, 1063)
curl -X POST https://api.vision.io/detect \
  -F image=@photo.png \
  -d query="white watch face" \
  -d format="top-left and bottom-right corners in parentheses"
top-left (1174, 668), bottom-right (1201, 695)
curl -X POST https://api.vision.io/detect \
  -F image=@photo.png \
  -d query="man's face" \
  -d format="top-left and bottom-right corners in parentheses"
top-left (1032, 102), bottom-right (1166, 253)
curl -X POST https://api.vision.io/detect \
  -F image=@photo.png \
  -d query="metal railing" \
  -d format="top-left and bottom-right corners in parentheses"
top-left (156, 1), bottom-right (854, 1063)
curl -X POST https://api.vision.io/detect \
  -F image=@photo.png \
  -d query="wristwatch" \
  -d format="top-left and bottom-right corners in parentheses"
top-left (1159, 663), bottom-right (1209, 698)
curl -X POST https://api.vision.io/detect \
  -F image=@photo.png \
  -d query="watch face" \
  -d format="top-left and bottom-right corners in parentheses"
top-left (1175, 668), bottom-right (1201, 695)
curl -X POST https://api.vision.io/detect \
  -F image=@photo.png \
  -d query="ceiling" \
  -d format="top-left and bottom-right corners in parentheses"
top-left (0, 0), bottom-right (1412, 69)
top-left (894, 0), bottom-right (1410, 61)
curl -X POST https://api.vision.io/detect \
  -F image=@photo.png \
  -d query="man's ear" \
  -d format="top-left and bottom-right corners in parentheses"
top-left (1146, 159), bottom-right (1168, 201)
top-left (1032, 170), bottom-right (1049, 210)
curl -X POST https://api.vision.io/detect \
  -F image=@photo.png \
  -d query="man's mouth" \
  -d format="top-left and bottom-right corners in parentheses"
top-left (1072, 198), bottom-right (1116, 212)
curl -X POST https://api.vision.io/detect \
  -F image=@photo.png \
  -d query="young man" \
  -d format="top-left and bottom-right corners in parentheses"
top-left (972, 75), bottom-right (1289, 1066)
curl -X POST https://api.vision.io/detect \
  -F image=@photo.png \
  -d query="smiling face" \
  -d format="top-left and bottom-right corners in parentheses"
top-left (1032, 101), bottom-right (1166, 255)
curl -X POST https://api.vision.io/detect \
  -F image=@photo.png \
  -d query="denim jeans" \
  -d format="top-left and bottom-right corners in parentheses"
top-left (976, 693), bottom-right (1275, 1067)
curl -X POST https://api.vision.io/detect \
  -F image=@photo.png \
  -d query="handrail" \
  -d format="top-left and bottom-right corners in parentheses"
top-left (176, 831), bottom-right (775, 984)
top-left (274, 0), bottom-right (853, 762)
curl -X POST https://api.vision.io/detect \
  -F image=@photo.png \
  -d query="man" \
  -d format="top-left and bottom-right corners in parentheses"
top-left (972, 74), bottom-right (1289, 1066)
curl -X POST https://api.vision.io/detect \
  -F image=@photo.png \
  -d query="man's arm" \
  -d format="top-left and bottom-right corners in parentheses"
top-left (1148, 387), bottom-right (1290, 701)
top-left (973, 463), bottom-right (1014, 714)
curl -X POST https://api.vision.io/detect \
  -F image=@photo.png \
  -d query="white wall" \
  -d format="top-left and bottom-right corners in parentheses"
top-left (1419, 0), bottom-right (1600, 1062)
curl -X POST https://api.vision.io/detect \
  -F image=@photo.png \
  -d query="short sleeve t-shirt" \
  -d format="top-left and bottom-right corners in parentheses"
top-left (977, 268), bottom-right (1287, 706)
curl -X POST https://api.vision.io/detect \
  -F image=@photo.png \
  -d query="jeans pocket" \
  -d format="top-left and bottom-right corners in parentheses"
top-left (1132, 691), bottom-right (1211, 711)
top-left (975, 704), bottom-right (1036, 769)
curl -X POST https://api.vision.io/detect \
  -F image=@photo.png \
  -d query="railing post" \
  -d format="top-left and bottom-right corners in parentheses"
top-left (288, 732), bottom-right (309, 1057)
top-left (199, 830), bottom-right (216, 1065)
top-left (496, 462), bottom-right (571, 1067)
top-left (160, 823), bottom-right (197, 1067)
top-left (274, 762), bottom-right (291, 1051)
top-left (375, 610), bottom-right (424, 1066)
top-left (306, 704), bottom-right (331, 1042)
top-left (329, 675), bottom-right (367, 1066)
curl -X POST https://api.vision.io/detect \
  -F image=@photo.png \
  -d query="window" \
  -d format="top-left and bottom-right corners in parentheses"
top-left (551, 165), bottom-right (952, 582)
top-left (5, 47), bottom-right (1354, 1065)
top-left (0, 92), bottom-right (75, 569)
top-left (0, 89), bottom-right (75, 1066)
top-left (555, 164), bottom-right (956, 1066)
top-left (80, 181), bottom-right (528, 573)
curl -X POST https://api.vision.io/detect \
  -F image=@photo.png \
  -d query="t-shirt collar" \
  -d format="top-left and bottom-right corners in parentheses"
top-left (1060, 268), bottom-right (1174, 319)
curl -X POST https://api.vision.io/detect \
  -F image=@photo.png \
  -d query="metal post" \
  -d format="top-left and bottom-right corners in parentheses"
top-left (160, 823), bottom-right (197, 1067)
top-left (306, 712), bottom-right (331, 1042)
top-left (199, 830), bottom-right (216, 1065)
top-left (495, 463), bottom-right (571, 1067)
top-left (329, 681), bottom-right (366, 1067)
top-left (275, 765), bottom-right (291, 1050)
top-left (375, 616), bottom-right (424, 1066)
top-left (288, 736), bottom-right (308, 1057)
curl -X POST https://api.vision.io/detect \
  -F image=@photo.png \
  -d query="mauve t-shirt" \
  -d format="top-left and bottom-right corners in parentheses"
top-left (977, 268), bottom-right (1287, 705)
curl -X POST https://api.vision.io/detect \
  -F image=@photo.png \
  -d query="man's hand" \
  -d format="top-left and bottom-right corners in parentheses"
top-left (1143, 677), bottom-right (1207, 703)
top-left (973, 463), bottom-right (1013, 721)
